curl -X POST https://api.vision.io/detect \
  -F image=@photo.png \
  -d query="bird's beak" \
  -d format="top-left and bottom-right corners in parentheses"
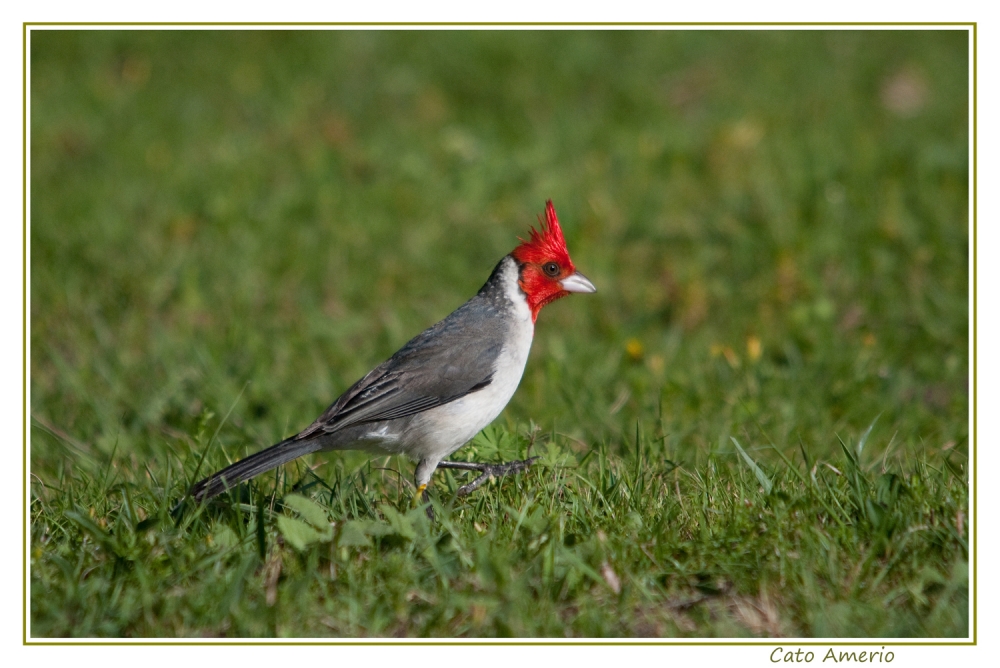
top-left (560, 271), bottom-right (597, 294)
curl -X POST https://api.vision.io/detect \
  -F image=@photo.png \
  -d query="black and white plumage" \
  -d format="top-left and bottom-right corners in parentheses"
top-left (188, 201), bottom-right (595, 502)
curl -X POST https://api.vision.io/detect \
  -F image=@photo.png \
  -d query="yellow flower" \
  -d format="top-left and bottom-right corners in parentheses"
top-left (625, 338), bottom-right (644, 361)
top-left (747, 336), bottom-right (762, 362)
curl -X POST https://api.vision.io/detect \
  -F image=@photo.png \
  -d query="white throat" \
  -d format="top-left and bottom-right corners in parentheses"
top-left (498, 255), bottom-right (534, 328)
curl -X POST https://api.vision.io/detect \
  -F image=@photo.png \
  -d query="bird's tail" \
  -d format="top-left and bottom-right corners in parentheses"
top-left (188, 437), bottom-right (324, 502)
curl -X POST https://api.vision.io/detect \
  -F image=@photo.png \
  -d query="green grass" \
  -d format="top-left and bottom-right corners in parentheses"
top-left (29, 29), bottom-right (970, 638)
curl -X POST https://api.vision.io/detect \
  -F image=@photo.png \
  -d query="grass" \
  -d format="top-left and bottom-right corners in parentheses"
top-left (28, 29), bottom-right (970, 638)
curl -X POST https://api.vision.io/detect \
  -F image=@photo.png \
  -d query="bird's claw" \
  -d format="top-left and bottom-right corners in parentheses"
top-left (438, 457), bottom-right (540, 497)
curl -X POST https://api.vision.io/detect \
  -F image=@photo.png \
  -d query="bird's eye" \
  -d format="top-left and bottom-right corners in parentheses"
top-left (542, 262), bottom-right (560, 277)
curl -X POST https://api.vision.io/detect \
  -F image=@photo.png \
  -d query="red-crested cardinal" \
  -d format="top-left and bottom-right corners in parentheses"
top-left (189, 200), bottom-right (595, 503)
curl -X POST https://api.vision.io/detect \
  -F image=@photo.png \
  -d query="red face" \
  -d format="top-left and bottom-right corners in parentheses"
top-left (515, 255), bottom-right (576, 320)
top-left (511, 201), bottom-right (594, 321)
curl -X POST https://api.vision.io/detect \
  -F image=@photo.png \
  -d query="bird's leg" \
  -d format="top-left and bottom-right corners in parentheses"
top-left (437, 457), bottom-right (539, 497)
top-left (413, 459), bottom-right (437, 519)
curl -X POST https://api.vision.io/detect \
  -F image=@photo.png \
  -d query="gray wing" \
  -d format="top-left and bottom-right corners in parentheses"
top-left (295, 297), bottom-right (505, 440)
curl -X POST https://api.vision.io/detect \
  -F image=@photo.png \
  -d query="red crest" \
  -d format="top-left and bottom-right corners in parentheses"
top-left (511, 200), bottom-right (574, 270)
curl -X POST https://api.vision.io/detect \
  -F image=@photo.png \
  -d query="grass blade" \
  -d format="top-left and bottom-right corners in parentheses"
top-left (856, 412), bottom-right (882, 459)
top-left (731, 437), bottom-right (772, 495)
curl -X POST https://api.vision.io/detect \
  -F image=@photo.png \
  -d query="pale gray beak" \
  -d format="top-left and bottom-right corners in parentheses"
top-left (560, 271), bottom-right (597, 294)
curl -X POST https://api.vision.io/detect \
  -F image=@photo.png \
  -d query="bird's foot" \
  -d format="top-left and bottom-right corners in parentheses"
top-left (412, 483), bottom-right (430, 507)
top-left (437, 457), bottom-right (539, 497)
top-left (413, 483), bottom-right (435, 520)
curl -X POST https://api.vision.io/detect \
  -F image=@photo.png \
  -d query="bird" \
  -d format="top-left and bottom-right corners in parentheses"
top-left (187, 200), bottom-right (596, 505)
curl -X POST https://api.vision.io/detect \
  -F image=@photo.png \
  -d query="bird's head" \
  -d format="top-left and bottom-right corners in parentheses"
top-left (511, 200), bottom-right (596, 321)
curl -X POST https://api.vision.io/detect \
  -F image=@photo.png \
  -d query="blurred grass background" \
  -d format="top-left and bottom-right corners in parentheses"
top-left (29, 30), bottom-right (969, 637)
